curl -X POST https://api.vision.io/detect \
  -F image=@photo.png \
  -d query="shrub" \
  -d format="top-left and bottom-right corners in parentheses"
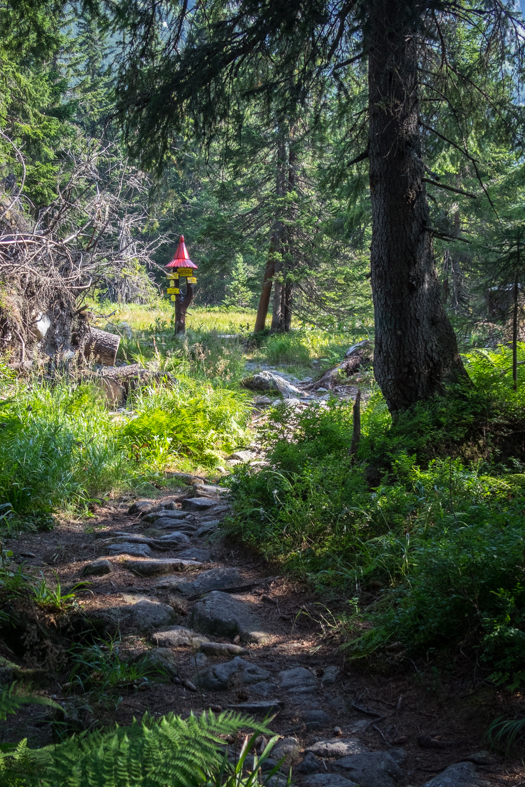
top-left (225, 348), bottom-right (525, 681)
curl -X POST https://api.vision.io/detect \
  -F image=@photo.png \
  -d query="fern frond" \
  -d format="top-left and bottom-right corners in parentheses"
top-left (0, 682), bottom-right (62, 721)
top-left (4, 709), bottom-right (272, 787)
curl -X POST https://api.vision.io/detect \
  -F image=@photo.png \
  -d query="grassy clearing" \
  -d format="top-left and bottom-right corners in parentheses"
top-left (225, 344), bottom-right (525, 686)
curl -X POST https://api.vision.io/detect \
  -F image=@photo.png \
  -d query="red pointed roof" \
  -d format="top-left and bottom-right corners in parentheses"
top-left (166, 235), bottom-right (198, 269)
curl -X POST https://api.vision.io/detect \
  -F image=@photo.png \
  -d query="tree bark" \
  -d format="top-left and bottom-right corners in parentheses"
top-left (83, 327), bottom-right (120, 366)
top-left (368, 0), bottom-right (468, 412)
top-left (512, 240), bottom-right (520, 392)
top-left (254, 236), bottom-right (277, 332)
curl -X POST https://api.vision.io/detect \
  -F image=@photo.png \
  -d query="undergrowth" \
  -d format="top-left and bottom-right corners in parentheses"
top-left (0, 703), bottom-right (280, 787)
top-left (0, 368), bottom-right (249, 523)
top-left (225, 344), bottom-right (525, 686)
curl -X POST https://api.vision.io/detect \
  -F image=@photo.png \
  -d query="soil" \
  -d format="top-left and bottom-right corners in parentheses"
top-left (1, 487), bottom-right (524, 786)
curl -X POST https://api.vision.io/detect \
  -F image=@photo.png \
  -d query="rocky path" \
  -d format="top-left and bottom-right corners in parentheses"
top-left (2, 479), bottom-right (509, 786)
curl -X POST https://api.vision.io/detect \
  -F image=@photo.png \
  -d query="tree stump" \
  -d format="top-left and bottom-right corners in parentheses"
top-left (83, 328), bottom-right (120, 366)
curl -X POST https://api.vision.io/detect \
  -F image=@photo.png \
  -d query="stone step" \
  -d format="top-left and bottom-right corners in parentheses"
top-left (120, 557), bottom-right (202, 576)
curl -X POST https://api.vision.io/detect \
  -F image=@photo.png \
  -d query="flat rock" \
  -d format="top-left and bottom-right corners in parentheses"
top-left (193, 484), bottom-right (226, 497)
top-left (226, 700), bottom-right (283, 714)
top-left (297, 751), bottom-right (324, 774)
top-left (105, 542), bottom-right (153, 558)
top-left (250, 681), bottom-right (277, 696)
top-left (228, 450), bottom-right (256, 462)
top-left (155, 532), bottom-right (191, 547)
top-left (89, 597), bottom-right (177, 633)
top-left (190, 591), bottom-right (269, 643)
top-left (300, 709), bottom-right (331, 730)
top-left (333, 751), bottom-right (405, 787)
top-left (199, 642), bottom-right (248, 656)
top-left (167, 567), bottom-right (241, 597)
top-left (182, 498), bottom-right (217, 512)
top-left (303, 776), bottom-right (358, 787)
top-left (422, 763), bottom-right (487, 787)
top-left (121, 557), bottom-right (202, 576)
top-left (306, 739), bottom-right (368, 758)
top-left (151, 626), bottom-right (209, 649)
top-left (194, 656), bottom-right (270, 691)
top-left (279, 666), bottom-right (317, 693)
top-left (176, 548), bottom-right (212, 562)
top-left (142, 510), bottom-right (189, 524)
top-left (196, 521), bottom-right (220, 537)
top-left (82, 558), bottom-right (112, 576)
top-left (298, 752), bottom-right (322, 774)
top-left (154, 519), bottom-right (196, 531)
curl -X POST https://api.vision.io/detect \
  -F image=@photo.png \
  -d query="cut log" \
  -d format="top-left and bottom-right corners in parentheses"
top-left (83, 328), bottom-right (120, 366)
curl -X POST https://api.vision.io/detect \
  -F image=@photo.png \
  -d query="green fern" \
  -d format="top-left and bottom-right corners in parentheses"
top-left (0, 682), bottom-right (61, 721)
top-left (1, 710), bottom-right (273, 787)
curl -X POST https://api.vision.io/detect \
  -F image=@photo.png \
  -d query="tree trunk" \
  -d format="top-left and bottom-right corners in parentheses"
top-left (512, 241), bottom-right (520, 392)
top-left (83, 327), bottom-right (120, 366)
top-left (368, 0), bottom-right (468, 412)
top-left (254, 236), bottom-right (277, 332)
top-left (271, 135), bottom-right (287, 332)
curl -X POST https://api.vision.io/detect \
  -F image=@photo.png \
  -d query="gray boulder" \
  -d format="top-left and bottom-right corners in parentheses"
top-left (151, 626), bottom-right (209, 649)
top-left (105, 542), bottom-right (153, 558)
top-left (182, 498), bottom-right (217, 512)
top-left (271, 737), bottom-right (300, 764)
top-left (306, 739), bottom-right (368, 758)
top-left (82, 558), bottom-right (112, 576)
top-left (155, 532), bottom-right (191, 547)
top-left (194, 656), bottom-right (270, 691)
top-left (333, 750), bottom-right (405, 787)
top-left (298, 752), bottom-right (322, 774)
top-left (128, 499), bottom-right (155, 515)
top-left (167, 567), bottom-right (241, 597)
top-left (279, 666), bottom-right (317, 694)
top-left (122, 557), bottom-right (201, 576)
top-left (422, 762), bottom-right (487, 787)
top-left (86, 596), bottom-right (176, 633)
top-left (190, 591), bottom-right (269, 643)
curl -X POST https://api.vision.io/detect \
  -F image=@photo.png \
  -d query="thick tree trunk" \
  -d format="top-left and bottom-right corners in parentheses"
top-left (368, 0), bottom-right (468, 412)
top-left (254, 237), bottom-right (277, 332)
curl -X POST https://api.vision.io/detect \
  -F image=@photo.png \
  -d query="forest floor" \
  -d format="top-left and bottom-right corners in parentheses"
top-left (1, 479), bottom-right (523, 787)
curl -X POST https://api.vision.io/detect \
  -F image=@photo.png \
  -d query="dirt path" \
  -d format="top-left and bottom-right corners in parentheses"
top-left (1, 482), bottom-right (520, 786)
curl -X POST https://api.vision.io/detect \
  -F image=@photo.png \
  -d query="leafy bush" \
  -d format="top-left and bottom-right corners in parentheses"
top-left (226, 347), bottom-right (525, 681)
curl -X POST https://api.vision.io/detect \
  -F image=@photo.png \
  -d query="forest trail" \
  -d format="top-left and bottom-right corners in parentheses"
top-left (2, 478), bottom-right (510, 787)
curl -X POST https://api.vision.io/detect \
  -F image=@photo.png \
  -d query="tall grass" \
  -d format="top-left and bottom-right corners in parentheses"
top-left (0, 369), bottom-right (250, 522)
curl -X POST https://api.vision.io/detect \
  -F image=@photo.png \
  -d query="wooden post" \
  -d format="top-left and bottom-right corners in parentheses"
top-left (175, 282), bottom-right (194, 335)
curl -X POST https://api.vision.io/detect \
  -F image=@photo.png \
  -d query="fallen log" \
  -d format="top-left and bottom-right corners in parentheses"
top-left (313, 339), bottom-right (372, 390)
